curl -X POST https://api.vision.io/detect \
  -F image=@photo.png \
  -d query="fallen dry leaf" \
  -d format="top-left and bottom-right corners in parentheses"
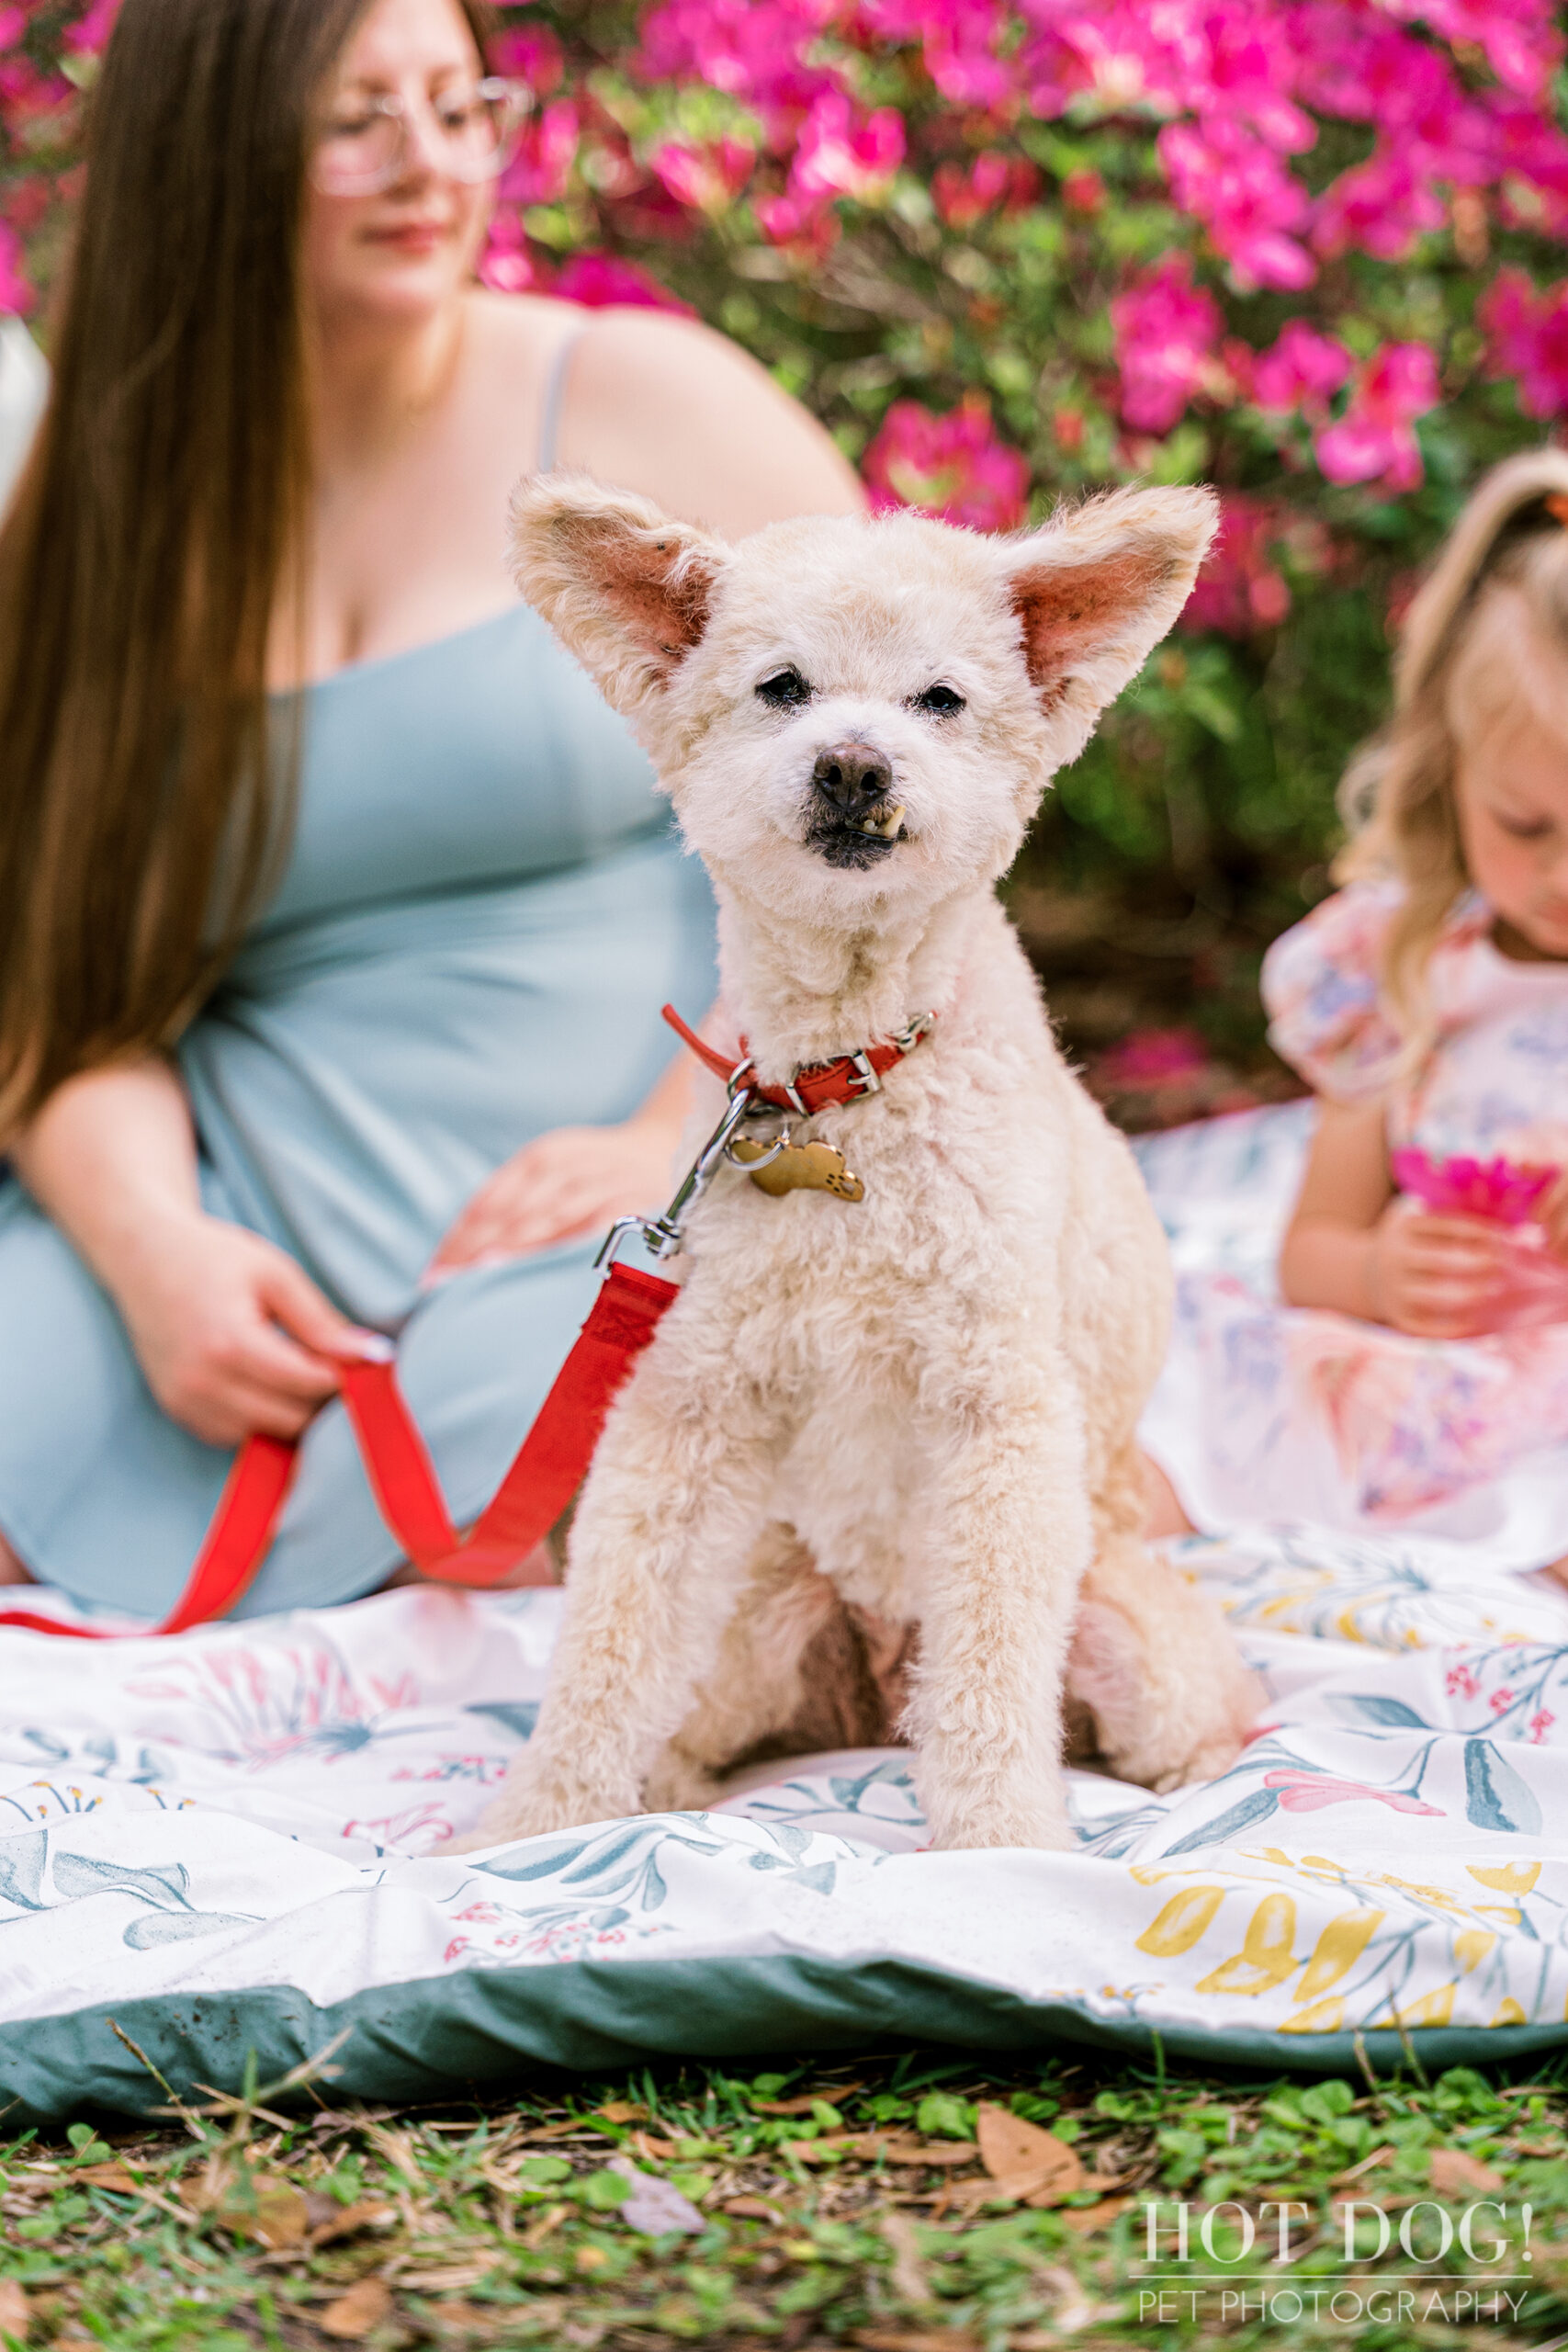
top-left (628, 2129), bottom-right (682, 2162)
top-left (310, 2199), bottom-right (399, 2248)
top-left (1515, 2140), bottom-right (1559, 2157)
top-left (398, 2261), bottom-right (500, 2292)
top-left (1057, 2195), bottom-right (1133, 2235)
top-left (523, 2119), bottom-right (600, 2143)
top-left (854, 2331), bottom-right (980, 2352)
top-left (753, 2080), bottom-right (865, 2115)
top-left (1430, 2147), bottom-right (1505, 2198)
top-left (724, 2195), bottom-right (783, 2222)
top-left (0, 2278), bottom-right (28, 2343)
top-left (319, 2277), bottom-right (392, 2340)
top-left (868, 2137), bottom-right (979, 2168)
top-left (880, 2211), bottom-right (931, 2305)
top-left (976, 2103), bottom-right (1082, 2203)
top-left (596, 2101), bottom-right (649, 2124)
top-left (243, 2188), bottom-right (311, 2250)
top-left (73, 2162), bottom-right (141, 2194)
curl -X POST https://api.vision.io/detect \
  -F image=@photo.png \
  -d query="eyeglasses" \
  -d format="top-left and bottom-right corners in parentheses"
top-left (310, 77), bottom-right (531, 197)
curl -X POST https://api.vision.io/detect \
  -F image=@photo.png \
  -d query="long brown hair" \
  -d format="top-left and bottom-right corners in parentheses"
top-left (0, 0), bottom-right (492, 1136)
top-left (1338, 446), bottom-right (1568, 1042)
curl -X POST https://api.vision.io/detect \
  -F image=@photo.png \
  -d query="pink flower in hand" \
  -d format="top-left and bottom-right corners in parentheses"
top-left (1391, 1148), bottom-right (1558, 1227)
top-left (1314, 344), bottom-right (1441, 493)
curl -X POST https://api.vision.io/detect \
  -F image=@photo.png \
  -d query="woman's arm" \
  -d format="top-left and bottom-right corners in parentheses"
top-left (14, 1060), bottom-right (368, 1444)
top-left (1280, 1095), bottom-right (1505, 1337)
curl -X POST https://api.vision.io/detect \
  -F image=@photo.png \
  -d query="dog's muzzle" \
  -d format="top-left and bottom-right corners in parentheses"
top-left (806, 740), bottom-right (907, 868)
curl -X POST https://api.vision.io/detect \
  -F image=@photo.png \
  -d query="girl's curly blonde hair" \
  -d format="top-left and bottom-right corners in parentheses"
top-left (1339, 447), bottom-right (1568, 1044)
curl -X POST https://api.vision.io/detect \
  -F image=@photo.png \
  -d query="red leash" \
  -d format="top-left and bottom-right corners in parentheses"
top-left (0, 1261), bottom-right (677, 1641)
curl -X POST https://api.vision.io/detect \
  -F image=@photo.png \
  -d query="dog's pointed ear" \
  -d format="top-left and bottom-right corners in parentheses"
top-left (508, 470), bottom-right (730, 725)
top-left (999, 485), bottom-right (1218, 739)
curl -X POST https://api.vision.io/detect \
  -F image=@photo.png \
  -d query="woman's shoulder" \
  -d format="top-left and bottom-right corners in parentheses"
top-left (1262, 880), bottom-right (1405, 1101)
top-left (529, 300), bottom-right (865, 537)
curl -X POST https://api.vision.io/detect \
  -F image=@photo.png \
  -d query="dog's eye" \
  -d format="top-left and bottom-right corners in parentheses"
top-left (913, 683), bottom-right (966, 715)
top-left (755, 667), bottom-right (811, 709)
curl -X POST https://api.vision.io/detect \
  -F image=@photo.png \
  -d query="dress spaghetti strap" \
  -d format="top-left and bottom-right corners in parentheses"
top-left (536, 327), bottom-right (587, 472)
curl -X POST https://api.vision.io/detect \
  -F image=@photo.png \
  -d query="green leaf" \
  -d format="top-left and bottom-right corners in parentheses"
top-left (914, 2092), bottom-right (975, 2141)
top-left (577, 2168), bottom-right (633, 2211)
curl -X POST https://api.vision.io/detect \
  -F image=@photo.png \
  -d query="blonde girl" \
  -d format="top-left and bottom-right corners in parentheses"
top-left (1143, 449), bottom-right (1568, 1570)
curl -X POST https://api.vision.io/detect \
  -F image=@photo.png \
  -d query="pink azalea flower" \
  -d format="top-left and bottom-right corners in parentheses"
top-left (553, 252), bottom-right (694, 315)
top-left (1529, 1709), bottom-right (1556, 1744)
top-left (637, 0), bottom-right (839, 136)
top-left (651, 136), bottom-right (756, 215)
top-left (1446, 1663), bottom-right (1480, 1699)
top-left (1491, 1687), bottom-right (1517, 1713)
top-left (1062, 165), bottom-right (1105, 213)
top-left (790, 90), bottom-right (905, 203)
top-left (1110, 255), bottom-right (1224, 435)
top-left (1158, 117), bottom-right (1314, 291)
top-left (862, 393), bottom-right (1030, 533)
top-left (1262, 1769), bottom-right (1442, 1815)
top-left (1479, 267), bottom-right (1568, 419)
top-left (62, 0), bottom-right (119, 56)
top-left (491, 23), bottom-right (565, 96)
top-left (1314, 343), bottom-right (1440, 494)
top-left (931, 149), bottom-right (1013, 229)
top-left (1180, 492), bottom-right (1292, 636)
top-left (753, 190), bottom-right (840, 258)
top-left (1097, 1027), bottom-right (1211, 1087)
top-left (0, 220), bottom-right (32, 317)
top-left (1252, 319), bottom-right (1352, 413)
top-left (499, 97), bottom-right (579, 207)
top-left (863, 0), bottom-right (1013, 110)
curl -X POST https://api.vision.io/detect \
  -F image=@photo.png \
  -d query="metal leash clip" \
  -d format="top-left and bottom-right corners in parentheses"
top-left (597, 1059), bottom-right (775, 1269)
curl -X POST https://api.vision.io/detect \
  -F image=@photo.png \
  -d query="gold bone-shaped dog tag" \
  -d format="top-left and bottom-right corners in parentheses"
top-left (730, 1136), bottom-right (865, 1202)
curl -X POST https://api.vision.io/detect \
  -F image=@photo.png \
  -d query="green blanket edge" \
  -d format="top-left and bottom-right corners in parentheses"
top-left (3, 1953), bottom-right (1561, 2120)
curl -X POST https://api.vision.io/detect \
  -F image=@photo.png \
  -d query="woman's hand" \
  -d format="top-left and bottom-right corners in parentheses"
top-left (114, 1212), bottom-right (371, 1447)
top-left (1365, 1201), bottom-right (1506, 1339)
top-left (427, 1115), bottom-right (682, 1279)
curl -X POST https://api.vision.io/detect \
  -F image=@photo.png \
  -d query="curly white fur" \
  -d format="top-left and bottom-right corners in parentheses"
top-left (468, 476), bottom-right (1259, 1852)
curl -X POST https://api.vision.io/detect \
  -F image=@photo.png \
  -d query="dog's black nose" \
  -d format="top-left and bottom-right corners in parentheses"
top-left (811, 741), bottom-right (894, 816)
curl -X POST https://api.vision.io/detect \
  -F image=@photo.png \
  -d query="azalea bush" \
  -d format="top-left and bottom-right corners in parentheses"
top-left (6, 0), bottom-right (1568, 1079)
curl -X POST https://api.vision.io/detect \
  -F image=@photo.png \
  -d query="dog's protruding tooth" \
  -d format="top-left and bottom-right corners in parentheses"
top-left (855, 803), bottom-right (906, 838)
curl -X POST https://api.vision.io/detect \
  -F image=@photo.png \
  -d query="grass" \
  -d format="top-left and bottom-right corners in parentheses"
top-left (4, 2043), bottom-right (1568, 2349)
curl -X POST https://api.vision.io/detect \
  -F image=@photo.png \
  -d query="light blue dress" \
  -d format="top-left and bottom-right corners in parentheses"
top-left (0, 594), bottom-right (716, 1619)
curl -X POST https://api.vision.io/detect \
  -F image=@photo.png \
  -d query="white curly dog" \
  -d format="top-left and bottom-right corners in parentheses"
top-left (468, 472), bottom-right (1258, 1853)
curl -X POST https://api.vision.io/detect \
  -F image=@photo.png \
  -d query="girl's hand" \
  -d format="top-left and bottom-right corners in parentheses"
top-left (1366, 1202), bottom-right (1506, 1339)
top-left (114, 1213), bottom-right (370, 1447)
top-left (426, 1116), bottom-right (682, 1279)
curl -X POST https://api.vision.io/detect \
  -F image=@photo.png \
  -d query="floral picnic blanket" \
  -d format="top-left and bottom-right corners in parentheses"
top-left (5, 1102), bottom-right (1568, 2118)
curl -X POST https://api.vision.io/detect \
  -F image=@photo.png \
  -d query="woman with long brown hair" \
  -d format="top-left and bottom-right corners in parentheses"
top-left (0, 0), bottom-right (861, 1614)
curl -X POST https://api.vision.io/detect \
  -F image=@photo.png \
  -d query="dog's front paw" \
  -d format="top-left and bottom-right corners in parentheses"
top-left (921, 1785), bottom-right (1075, 1852)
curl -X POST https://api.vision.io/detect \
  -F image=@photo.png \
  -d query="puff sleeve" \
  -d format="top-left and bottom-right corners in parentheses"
top-left (1262, 882), bottom-right (1403, 1102)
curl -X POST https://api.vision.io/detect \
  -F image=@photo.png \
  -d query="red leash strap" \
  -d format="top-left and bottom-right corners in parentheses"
top-left (338, 1261), bottom-right (677, 1584)
top-left (0, 1260), bottom-right (678, 1640)
top-left (0, 1434), bottom-right (299, 1643)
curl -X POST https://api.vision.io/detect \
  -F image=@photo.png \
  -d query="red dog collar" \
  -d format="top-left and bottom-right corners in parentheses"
top-left (662, 1002), bottom-right (933, 1114)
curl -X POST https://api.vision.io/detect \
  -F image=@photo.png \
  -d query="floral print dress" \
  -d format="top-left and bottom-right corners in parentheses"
top-left (1140, 882), bottom-right (1568, 1571)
